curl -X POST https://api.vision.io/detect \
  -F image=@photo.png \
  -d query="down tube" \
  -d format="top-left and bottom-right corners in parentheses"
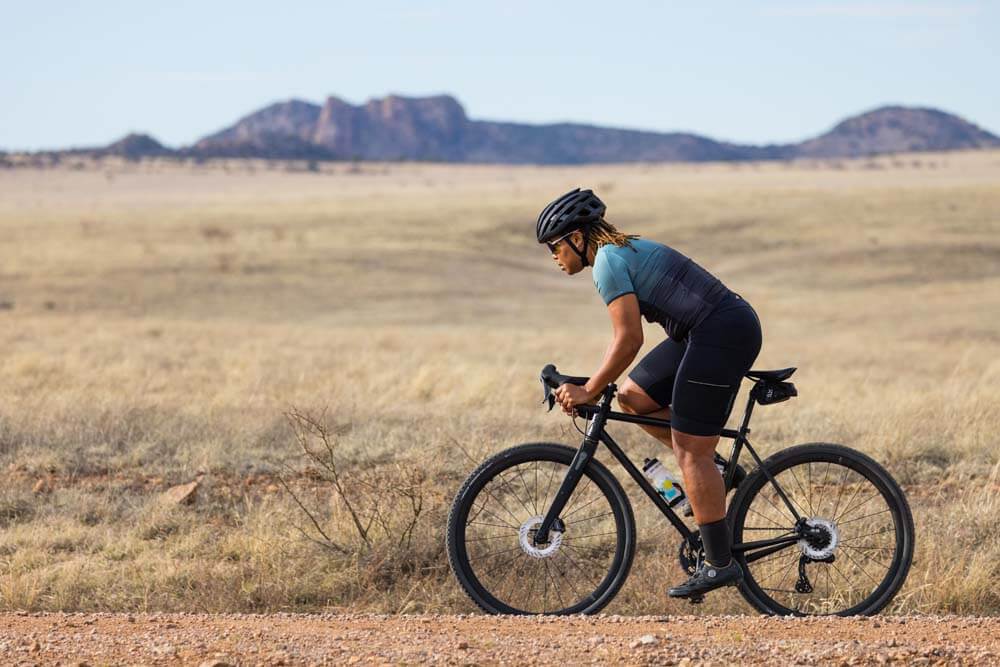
top-left (599, 432), bottom-right (695, 541)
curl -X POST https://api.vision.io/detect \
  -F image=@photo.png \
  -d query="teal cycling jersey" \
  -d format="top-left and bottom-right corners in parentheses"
top-left (592, 238), bottom-right (731, 341)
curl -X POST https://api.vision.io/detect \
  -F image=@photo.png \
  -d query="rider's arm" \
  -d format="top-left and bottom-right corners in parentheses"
top-left (584, 293), bottom-right (643, 397)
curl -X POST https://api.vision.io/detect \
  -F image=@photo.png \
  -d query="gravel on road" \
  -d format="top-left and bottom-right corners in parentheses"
top-left (1, 612), bottom-right (997, 665)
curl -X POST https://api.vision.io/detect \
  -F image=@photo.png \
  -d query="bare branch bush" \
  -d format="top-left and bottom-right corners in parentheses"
top-left (280, 408), bottom-right (437, 589)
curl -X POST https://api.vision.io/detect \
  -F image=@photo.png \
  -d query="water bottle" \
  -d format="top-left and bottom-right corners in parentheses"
top-left (642, 458), bottom-right (690, 513)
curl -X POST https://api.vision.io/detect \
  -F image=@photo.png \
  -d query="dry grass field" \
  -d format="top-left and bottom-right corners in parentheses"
top-left (0, 152), bottom-right (998, 615)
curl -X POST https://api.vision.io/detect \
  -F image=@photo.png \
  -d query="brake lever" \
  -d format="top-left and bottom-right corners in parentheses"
top-left (541, 379), bottom-right (556, 411)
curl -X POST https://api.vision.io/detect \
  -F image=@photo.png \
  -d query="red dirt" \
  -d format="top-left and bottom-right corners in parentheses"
top-left (1, 612), bottom-right (997, 665)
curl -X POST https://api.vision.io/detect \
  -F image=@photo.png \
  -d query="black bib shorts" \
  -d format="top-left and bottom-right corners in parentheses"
top-left (627, 292), bottom-right (762, 437)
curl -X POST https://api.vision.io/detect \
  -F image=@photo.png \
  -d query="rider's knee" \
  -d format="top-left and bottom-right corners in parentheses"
top-left (671, 430), bottom-right (719, 461)
top-left (618, 381), bottom-right (659, 415)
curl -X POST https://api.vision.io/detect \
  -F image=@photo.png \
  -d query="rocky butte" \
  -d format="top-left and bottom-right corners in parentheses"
top-left (17, 94), bottom-right (1000, 164)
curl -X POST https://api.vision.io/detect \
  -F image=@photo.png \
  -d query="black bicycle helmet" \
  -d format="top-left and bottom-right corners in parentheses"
top-left (536, 188), bottom-right (606, 267)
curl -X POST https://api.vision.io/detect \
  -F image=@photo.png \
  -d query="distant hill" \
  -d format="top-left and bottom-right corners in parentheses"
top-left (191, 94), bottom-right (785, 163)
top-left (101, 133), bottom-right (173, 160)
top-left (794, 106), bottom-right (1000, 158)
top-left (17, 96), bottom-right (1000, 164)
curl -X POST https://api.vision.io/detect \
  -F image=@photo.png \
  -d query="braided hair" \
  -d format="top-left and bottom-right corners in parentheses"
top-left (587, 218), bottom-right (639, 252)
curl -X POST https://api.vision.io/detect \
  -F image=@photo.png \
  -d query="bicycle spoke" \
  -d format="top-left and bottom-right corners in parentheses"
top-left (541, 463), bottom-right (558, 515)
top-left (533, 462), bottom-right (539, 514)
top-left (836, 488), bottom-right (884, 523)
top-left (514, 465), bottom-right (538, 515)
top-left (808, 462), bottom-right (813, 519)
top-left (543, 559), bottom-right (567, 612)
top-left (756, 485), bottom-right (797, 525)
top-left (472, 544), bottom-right (523, 565)
top-left (788, 465), bottom-right (815, 517)
top-left (468, 519), bottom-right (517, 531)
top-left (839, 543), bottom-right (893, 570)
top-left (836, 508), bottom-right (891, 527)
top-left (565, 511), bottom-right (615, 525)
top-left (756, 553), bottom-right (798, 585)
top-left (840, 526), bottom-right (895, 543)
top-left (562, 530), bottom-right (617, 541)
top-left (478, 552), bottom-right (523, 581)
top-left (481, 484), bottom-right (525, 526)
top-left (746, 506), bottom-right (792, 530)
top-left (493, 471), bottom-right (535, 519)
top-left (552, 553), bottom-right (586, 603)
top-left (464, 531), bottom-right (515, 544)
top-left (829, 465), bottom-right (852, 519)
top-left (470, 502), bottom-right (519, 531)
top-left (561, 493), bottom-right (603, 520)
top-left (838, 544), bottom-right (883, 587)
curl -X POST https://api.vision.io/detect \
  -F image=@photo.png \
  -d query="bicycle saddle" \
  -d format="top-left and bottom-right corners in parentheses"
top-left (745, 367), bottom-right (796, 381)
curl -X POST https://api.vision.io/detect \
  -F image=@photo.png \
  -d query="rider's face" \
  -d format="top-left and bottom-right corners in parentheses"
top-left (550, 231), bottom-right (585, 275)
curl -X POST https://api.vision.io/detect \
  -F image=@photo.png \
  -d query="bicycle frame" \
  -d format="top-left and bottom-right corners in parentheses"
top-left (533, 383), bottom-right (808, 564)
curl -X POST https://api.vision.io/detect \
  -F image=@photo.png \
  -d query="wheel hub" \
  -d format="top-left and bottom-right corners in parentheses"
top-left (798, 517), bottom-right (839, 560)
top-left (519, 516), bottom-right (563, 558)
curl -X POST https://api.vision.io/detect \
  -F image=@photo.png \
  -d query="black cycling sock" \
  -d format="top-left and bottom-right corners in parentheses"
top-left (699, 518), bottom-right (731, 567)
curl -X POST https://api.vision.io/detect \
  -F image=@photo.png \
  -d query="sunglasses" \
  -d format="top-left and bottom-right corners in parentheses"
top-left (546, 231), bottom-right (577, 254)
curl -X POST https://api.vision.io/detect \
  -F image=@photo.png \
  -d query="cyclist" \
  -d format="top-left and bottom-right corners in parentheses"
top-left (537, 187), bottom-right (762, 600)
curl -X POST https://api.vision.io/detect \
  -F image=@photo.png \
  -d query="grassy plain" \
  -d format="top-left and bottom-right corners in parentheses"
top-left (0, 152), bottom-right (998, 614)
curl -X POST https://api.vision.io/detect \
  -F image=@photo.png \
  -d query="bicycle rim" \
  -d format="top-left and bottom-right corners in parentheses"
top-left (731, 443), bottom-right (914, 616)
top-left (448, 444), bottom-right (634, 615)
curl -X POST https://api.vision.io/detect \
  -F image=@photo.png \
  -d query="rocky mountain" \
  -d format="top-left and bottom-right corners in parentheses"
top-left (190, 97), bottom-right (999, 163)
top-left (191, 94), bottom-right (787, 163)
top-left (32, 96), bottom-right (1000, 164)
top-left (794, 106), bottom-right (1000, 158)
top-left (101, 133), bottom-right (173, 159)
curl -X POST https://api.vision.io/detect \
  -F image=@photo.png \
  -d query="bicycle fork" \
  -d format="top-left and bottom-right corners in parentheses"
top-left (532, 386), bottom-right (613, 545)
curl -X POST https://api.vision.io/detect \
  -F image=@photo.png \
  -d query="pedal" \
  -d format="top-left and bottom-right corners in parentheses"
top-left (687, 594), bottom-right (705, 605)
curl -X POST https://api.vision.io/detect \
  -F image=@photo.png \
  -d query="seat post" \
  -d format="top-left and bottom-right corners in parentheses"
top-left (737, 388), bottom-right (756, 436)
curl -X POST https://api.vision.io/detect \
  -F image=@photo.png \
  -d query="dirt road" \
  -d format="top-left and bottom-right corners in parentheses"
top-left (1, 612), bottom-right (996, 665)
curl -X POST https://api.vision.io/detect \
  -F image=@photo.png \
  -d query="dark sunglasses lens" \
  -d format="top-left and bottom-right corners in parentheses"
top-left (546, 242), bottom-right (557, 253)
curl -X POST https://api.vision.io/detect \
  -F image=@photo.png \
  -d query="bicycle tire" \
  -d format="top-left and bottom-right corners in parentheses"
top-left (728, 442), bottom-right (915, 616)
top-left (447, 443), bottom-right (636, 615)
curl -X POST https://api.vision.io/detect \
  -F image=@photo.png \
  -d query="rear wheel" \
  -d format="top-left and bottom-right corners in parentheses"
top-left (729, 443), bottom-right (914, 616)
top-left (447, 443), bottom-right (635, 614)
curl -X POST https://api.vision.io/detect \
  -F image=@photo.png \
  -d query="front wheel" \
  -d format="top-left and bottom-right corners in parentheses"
top-left (728, 443), bottom-right (915, 616)
top-left (446, 443), bottom-right (636, 614)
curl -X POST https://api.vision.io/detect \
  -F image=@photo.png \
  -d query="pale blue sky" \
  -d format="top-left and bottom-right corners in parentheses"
top-left (2, 1), bottom-right (997, 151)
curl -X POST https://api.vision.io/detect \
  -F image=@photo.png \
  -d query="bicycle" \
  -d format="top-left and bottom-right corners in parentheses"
top-left (446, 364), bottom-right (914, 615)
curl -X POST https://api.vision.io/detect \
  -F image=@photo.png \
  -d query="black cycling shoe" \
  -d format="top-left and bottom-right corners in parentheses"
top-left (667, 559), bottom-right (743, 600)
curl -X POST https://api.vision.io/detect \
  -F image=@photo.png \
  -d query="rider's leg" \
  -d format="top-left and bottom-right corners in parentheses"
top-left (621, 337), bottom-right (685, 448)
top-left (671, 429), bottom-right (731, 569)
top-left (617, 379), bottom-right (672, 449)
top-left (671, 430), bottom-right (725, 523)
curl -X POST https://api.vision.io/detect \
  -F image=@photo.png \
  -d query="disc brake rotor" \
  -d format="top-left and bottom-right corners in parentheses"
top-left (519, 516), bottom-right (563, 558)
top-left (798, 517), bottom-right (839, 560)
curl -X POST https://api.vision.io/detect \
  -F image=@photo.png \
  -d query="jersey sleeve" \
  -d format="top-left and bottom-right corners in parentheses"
top-left (592, 248), bottom-right (635, 305)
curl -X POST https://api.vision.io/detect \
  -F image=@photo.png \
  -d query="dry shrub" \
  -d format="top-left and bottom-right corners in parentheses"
top-left (280, 408), bottom-right (446, 595)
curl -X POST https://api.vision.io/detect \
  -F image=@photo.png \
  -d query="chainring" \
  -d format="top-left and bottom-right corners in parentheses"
top-left (678, 538), bottom-right (703, 576)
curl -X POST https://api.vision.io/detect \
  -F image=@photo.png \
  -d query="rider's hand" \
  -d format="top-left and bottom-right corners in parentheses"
top-left (554, 383), bottom-right (596, 415)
